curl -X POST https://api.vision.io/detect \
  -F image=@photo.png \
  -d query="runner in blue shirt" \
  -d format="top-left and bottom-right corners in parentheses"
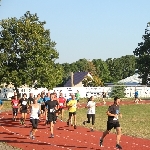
top-left (0, 100), bottom-right (4, 112)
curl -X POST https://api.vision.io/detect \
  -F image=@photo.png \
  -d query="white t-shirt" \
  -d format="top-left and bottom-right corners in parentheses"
top-left (87, 101), bottom-right (96, 114)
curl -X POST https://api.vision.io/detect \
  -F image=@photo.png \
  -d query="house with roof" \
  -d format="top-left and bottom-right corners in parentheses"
top-left (64, 72), bottom-right (93, 87)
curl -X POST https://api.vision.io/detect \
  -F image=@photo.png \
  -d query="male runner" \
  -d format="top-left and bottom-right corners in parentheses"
top-left (99, 97), bottom-right (122, 149)
top-left (45, 93), bottom-right (59, 138)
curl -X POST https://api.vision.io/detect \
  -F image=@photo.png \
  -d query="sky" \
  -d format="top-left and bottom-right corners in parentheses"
top-left (0, 0), bottom-right (149, 64)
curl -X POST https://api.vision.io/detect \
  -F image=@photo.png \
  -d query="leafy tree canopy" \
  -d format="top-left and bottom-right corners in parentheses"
top-left (0, 11), bottom-right (63, 89)
top-left (133, 22), bottom-right (150, 85)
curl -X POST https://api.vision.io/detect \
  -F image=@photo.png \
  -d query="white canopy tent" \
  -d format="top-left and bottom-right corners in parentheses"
top-left (118, 73), bottom-right (142, 85)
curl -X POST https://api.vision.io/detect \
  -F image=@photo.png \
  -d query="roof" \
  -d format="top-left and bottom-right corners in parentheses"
top-left (64, 72), bottom-right (89, 87)
top-left (118, 73), bottom-right (142, 84)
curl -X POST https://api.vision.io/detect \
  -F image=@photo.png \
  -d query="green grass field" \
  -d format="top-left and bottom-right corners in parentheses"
top-left (2, 100), bottom-right (150, 139)
top-left (63, 103), bottom-right (150, 139)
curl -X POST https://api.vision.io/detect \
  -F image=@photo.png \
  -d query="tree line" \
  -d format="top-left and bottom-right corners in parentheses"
top-left (0, 11), bottom-right (149, 89)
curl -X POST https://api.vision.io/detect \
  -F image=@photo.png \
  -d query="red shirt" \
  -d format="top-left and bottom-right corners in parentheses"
top-left (58, 97), bottom-right (66, 108)
top-left (11, 99), bottom-right (19, 108)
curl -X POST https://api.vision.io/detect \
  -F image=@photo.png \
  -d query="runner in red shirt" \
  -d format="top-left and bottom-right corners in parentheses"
top-left (11, 95), bottom-right (19, 121)
top-left (58, 93), bottom-right (66, 121)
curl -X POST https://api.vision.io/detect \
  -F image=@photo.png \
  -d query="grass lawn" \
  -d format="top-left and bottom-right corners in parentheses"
top-left (63, 103), bottom-right (150, 139)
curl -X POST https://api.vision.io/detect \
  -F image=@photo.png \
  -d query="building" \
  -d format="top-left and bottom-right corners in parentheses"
top-left (64, 72), bottom-right (93, 87)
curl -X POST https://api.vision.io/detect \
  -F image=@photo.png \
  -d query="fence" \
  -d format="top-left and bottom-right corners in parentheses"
top-left (0, 86), bottom-right (150, 100)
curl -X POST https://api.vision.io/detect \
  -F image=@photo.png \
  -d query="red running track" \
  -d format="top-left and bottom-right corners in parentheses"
top-left (0, 100), bottom-right (150, 150)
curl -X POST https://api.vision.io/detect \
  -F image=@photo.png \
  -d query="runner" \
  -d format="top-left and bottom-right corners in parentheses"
top-left (83, 96), bottom-right (96, 132)
top-left (43, 93), bottom-right (50, 125)
top-left (54, 93), bottom-right (59, 122)
top-left (28, 93), bottom-right (34, 106)
top-left (11, 95), bottom-right (19, 121)
top-left (19, 93), bottom-right (28, 125)
top-left (58, 93), bottom-right (66, 121)
top-left (45, 93), bottom-right (59, 138)
top-left (66, 93), bottom-right (73, 126)
top-left (75, 90), bottom-right (80, 105)
top-left (134, 91), bottom-right (142, 103)
top-left (0, 99), bottom-right (3, 113)
top-left (29, 98), bottom-right (41, 140)
top-left (37, 94), bottom-right (45, 117)
top-left (67, 94), bottom-right (78, 129)
top-left (99, 96), bottom-right (122, 150)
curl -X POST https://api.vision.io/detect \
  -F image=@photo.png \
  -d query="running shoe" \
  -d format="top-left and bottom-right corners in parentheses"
top-left (29, 132), bottom-right (33, 139)
top-left (50, 134), bottom-right (54, 138)
top-left (74, 125), bottom-right (77, 129)
top-left (100, 139), bottom-right (103, 147)
top-left (116, 144), bottom-right (122, 149)
top-left (90, 128), bottom-right (94, 132)
top-left (32, 136), bottom-right (35, 140)
top-left (83, 121), bottom-right (86, 125)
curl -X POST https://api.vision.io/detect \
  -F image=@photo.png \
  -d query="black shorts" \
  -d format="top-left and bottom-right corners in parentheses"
top-left (69, 112), bottom-right (76, 117)
top-left (107, 121), bottom-right (120, 131)
top-left (21, 109), bottom-right (27, 113)
top-left (41, 105), bottom-right (45, 111)
top-left (30, 119), bottom-right (39, 129)
top-left (47, 113), bottom-right (56, 123)
top-left (135, 96), bottom-right (138, 99)
top-left (12, 108), bottom-right (18, 116)
top-left (87, 114), bottom-right (95, 125)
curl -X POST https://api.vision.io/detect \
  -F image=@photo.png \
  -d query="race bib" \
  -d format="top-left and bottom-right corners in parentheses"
top-left (14, 103), bottom-right (18, 106)
top-left (50, 108), bottom-right (55, 112)
top-left (72, 103), bottom-right (76, 108)
top-left (113, 115), bottom-right (118, 120)
top-left (59, 103), bottom-right (63, 106)
top-left (22, 101), bottom-right (27, 105)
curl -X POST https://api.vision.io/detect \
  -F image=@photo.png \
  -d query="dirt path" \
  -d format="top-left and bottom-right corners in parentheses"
top-left (0, 100), bottom-right (150, 150)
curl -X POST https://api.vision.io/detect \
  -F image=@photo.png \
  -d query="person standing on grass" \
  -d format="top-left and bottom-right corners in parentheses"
top-left (83, 96), bottom-right (96, 132)
top-left (67, 94), bottom-right (78, 129)
top-left (19, 93), bottom-right (29, 125)
top-left (29, 98), bottom-right (41, 140)
top-left (102, 92), bottom-right (106, 105)
top-left (11, 95), bottom-right (19, 121)
top-left (99, 96), bottom-right (122, 150)
top-left (45, 93), bottom-right (59, 138)
top-left (75, 90), bottom-right (81, 105)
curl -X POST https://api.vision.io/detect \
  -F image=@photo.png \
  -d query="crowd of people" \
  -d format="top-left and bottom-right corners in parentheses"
top-left (0, 90), bottom-right (124, 149)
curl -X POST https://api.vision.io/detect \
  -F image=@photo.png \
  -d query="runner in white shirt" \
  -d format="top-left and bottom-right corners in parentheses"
top-left (29, 98), bottom-right (41, 139)
top-left (83, 96), bottom-right (96, 132)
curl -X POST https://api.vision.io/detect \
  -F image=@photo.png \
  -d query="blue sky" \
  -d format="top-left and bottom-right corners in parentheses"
top-left (0, 0), bottom-right (149, 63)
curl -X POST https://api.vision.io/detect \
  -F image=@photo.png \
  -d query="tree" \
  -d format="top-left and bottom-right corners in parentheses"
top-left (105, 56), bottom-right (136, 83)
top-left (0, 11), bottom-right (63, 90)
top-left (92, 59), bottom-right (111, 83)
top-left (133, 22), bottom-right (150, 85)
top-left (110, 83), bottom-right (126, 98)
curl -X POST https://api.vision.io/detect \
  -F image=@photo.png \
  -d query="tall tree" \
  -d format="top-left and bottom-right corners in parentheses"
top-left (0, 11), bottom-right (63, 90)
top-left (92, 59), bottom-right (111, 83)
top-left (133, 22), bottom-right (150, 85)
